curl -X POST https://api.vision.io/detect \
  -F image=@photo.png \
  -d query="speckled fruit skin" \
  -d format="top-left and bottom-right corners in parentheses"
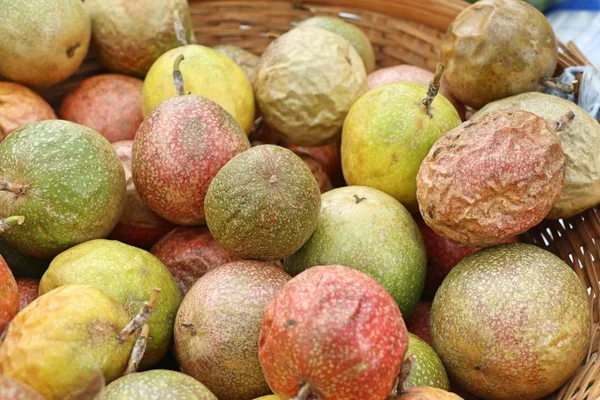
top-left (205, 145), bottom-right (321, 261)
top-left (0, 0), bottom-right (91, 88)
top-left (213, 45), bottom-right (260, 86)
top-left (39, 239), bottom-right (182, 368)
top-left (151, 226), bottom-right (238, 295)
top-left (399, 387), bottom-right (464, 399)
top-left (406, 302), bottom-right (432, 345)
top-left (133, 95), bottom-right (250, 226)
top-left (15, 278), bottom-right (38, 310)
top-left (0, 376), bottom-right (44, 400)
top-left (175, 261), bottom-right (291, 400)
top-left (284, 186), bottom-right (426, 316)
top-left (342, 82), bottom-right (461, 213)
top-left (0, 284), bottom-right (136, 400)
top-left (285, 141), bottom-right (344, 187)
top-left (85, 0), bottom-right (195, 77)
top-left (0, 121), bottom-right (126, 258)
top-left (431, 243), bottom-right (591, 400)
top-left (367, 65), bottom-right (465, 120)
top-left (473, 92), bottom-right (600, 219)
top-left (109, 140), bottom-right (175, 249)
top-left (441, 0), bottom-right (557, 110)
top-left (0, 239), bottom-right (49, 278)
top-left (0, 82), bottom-right (56, 140)
top-left (405, 333), bottom-right (450, 390)
top-left (98, 370), bottom-right (217, 400)
top-left (0, 254), bottom-right (18, 332)
top-left (60, 74), bottom-right (143, 143)
top-left (259, 265), bottom-right (408, 400)
top-left (297, 153), bottom-right (333, 193)
top-left (143, 45), bottom-right (255, 133)
top-left (297, 16), bottom-right (376, 73)
top-left (417, 111), bottom-right (565, 248)
top-left (255, 27), bottom-right (367, 146)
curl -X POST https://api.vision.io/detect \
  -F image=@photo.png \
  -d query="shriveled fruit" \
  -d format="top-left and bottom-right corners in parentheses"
top-left (342, 65), bottom-right (461, 212)
top-left (143, 45), bottom-right (255, 133)
top-left (214, 45), bottom-right (260, 85)
top-left (151, 227), bottom-right (237, 295)
top-left (297, 16), bottom-right (376, 72)
top-left (109, 140), bottom-right (174, 249)
top-left (417, 111), bottom-right (566, 247)
top-left (0, 0), bottom-right (91, 87)
top-left (175, 261), bottom-right (290, 400)
top-left (0, 254), bottom-right (18, 333)
top-left (405, 302), bottom-right (432, 345)
top-left (474, 92), bottom-right (600, 219)
top-left (367, 65), bottom-right (465, 120)
top-left (0, 376), bottom-right (44, 400)
top-left (399, 386), bottom-right (463, 399)
top-left (297, 153), bottom-right (333, 193)
top-left (0, 120), bottom-right (126, 258)
top-left (85, 0), bottom-right (195, 76)
top-left (39, 239), bottom-right (182, 368)
top-left (205, 145), bottom-right (321, 260)
top-left (15, 278), bottom-right (38, 310)
top-left (255, 27), bottom-right (367, 146)
top-left (133, 95), bottom-right (250, 225)
top-left (404, 333), bottom-right (449, 390)
top-left (0, 82), bottom-right (56, 140)
top-left (431, 243), bottom-right (591, 400)
top-left (284, 186), bottom-right (426, 316)
top-left (259, 265), bottom-right (408, 400)
top-left (0, 284), bottom-right (137, 400)
top-left (60, 74), bottom-right (144, 143)
top-left (98, 370), bottom-right (217, 400)
top-left (441, 0), bottom-right (558, 109)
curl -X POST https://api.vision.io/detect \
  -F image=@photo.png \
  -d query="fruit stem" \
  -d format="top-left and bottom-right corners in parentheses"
top-left (173, 10), bottom-right (189, 47)
top-left (124, 324), bottom-right (150, 374)
top-left (386, 355), bottom-right (415, 399)
top-left (0, 216), bottom-right (25, 235)
top-left (118, 288), bottom-right (161, 343)
top-left (173, 54), bottom-right (186, 96)
top-left (0, 179), bottom-right (28, 196)
top-left (540, 77), bottom-right (574, 94)
top-left (292, 382), bottom-right (313, 400)
top-left (421, 63), bottom-right (445, 118)
top-left (551, 111), bottom-right (576, 133)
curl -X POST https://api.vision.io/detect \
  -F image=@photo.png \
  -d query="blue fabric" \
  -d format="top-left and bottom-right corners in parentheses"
top-left (548, 0), bottom-right (600, 11)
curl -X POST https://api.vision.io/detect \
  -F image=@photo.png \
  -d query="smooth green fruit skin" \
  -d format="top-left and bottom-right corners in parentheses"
top-left (284, 185), bottom-right (426, 316)
top-left (39, 239), bottom-right (182, 368)
top-left (341, 82), bottom-right (461, 213)
top-left (431, 243), bottom-right (591, 400)
top-left (0, 284), bottom-right (134, 400)
top-left (98, 370), bottom-right (217, 400)
top-left (405, 333), bottom-right (449, 390)
top-left (297, 16), bottom-right (376, 73)
top-left (0, 238), bottom-right (49, 278)
top-left (0, 120), bottom-right (125, 259)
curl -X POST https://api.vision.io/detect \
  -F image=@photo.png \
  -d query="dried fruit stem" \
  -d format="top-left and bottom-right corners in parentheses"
top-left (292, 382), bottom-right (313, 400)
top-left (0, 179), bottom-right (28, 195)
top-left (540, 77), bottom-right (574, 94)
top-left (551, 111), bottom-right (576, 133)
top-left (173, 54), bottom-right (186, 96)
top-left (422, 63), bottom-right (445, 118)
top-left (173, 11), bottom-right (188, 47)
top-left (125, 324), bottom-right (150, 374)
top-left (118, 288), bottom-right (161, 343)
top-left (0, 216), bottom-right (24, 235)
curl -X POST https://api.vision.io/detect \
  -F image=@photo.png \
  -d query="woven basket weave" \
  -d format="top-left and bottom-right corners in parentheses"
top-left (42, 1), bottom-right (599, 399)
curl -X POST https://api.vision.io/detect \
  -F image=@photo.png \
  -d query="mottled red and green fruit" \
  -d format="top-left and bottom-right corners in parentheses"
top-left (133, 95), bottom-right (250, 226)
top-left (151, 226), bottom-right (237, 295)
top-left (0, 82), bottom-right (56, 140)
top-left (0, 120), bottom-right (125, 258)
top-left (205, 145), bottom-right (321, 261)
top-left (405, 302), bottom-right (432, 345)
top-left (60, 74), bottom-right (144, 143)
top-left (16, 278), bottom-right (39, 310)
top-left (285, 140), bottom-right (344, 187)
top-left (0, 254), bottom-right (18, 333)
top-left (175, 261), bottom-right (290, 400)
top-left (431, 243), bottom-right (591, 400)
top-left (109, 140), bottom-right (174, 249)
top-left (259, 265), bottom-right (408, 400)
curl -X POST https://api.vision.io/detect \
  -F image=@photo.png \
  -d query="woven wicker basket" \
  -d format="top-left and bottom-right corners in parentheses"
top-left (41, 1), bottom-right (599, 399)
